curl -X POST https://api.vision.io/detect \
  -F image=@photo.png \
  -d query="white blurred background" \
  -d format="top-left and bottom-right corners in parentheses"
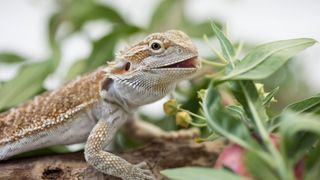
top-left (0, 0), bottom-right (319, 108)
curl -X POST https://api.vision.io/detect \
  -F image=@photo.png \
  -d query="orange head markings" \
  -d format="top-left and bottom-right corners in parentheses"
top-left (105, 30), bottom-right (199, 82)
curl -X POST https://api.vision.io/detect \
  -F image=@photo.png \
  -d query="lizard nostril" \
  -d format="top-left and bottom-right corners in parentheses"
top-left (125, 62), bottom-right (131, 71)
top-left (176, 48), bottom-right (182, 54)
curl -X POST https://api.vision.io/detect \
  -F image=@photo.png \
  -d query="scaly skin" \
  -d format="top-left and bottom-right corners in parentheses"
top-left (0, 30), bottom-right (200, 180)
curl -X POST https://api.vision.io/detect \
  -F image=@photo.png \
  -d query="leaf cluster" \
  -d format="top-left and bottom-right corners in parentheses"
top-left (162, 23), bottom-right (319, 180)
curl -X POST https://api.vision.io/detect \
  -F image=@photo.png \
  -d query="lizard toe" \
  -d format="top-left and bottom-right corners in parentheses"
top-left (135, 161), bottom-right (149, 169)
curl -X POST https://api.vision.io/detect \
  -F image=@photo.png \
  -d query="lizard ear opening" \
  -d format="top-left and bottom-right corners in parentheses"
top-left (100, 77), bottom-right (114, 92)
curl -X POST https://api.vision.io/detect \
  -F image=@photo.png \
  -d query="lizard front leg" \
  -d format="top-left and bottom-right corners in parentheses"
top-left (84, 119), bottom-right (155, 180)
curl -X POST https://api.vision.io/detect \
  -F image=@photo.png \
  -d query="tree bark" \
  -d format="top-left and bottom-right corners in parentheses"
top-left (0, 139), bottom-right (225, 180)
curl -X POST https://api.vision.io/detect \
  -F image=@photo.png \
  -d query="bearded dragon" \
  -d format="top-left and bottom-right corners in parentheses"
top-left (0, 30), bottom-right (200, 180)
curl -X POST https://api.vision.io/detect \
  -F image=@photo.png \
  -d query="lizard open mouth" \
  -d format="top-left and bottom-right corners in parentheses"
top-left (158, 56), bottom-right (198, 69)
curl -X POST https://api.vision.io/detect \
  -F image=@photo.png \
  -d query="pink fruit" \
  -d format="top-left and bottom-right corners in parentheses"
top-left (214, 133), bottom-right (304, 179)
top-left (294, 158), bottom-right (305, 180)
top-left (214, 143), bottom-right (251, 177)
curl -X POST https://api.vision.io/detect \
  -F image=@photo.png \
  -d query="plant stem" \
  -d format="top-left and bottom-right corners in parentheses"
top-left (180, 109), bottom-right (206, 120)
top-left (178, 108), bottom-right (207, 127)
top-left (235, 41), bottom-right (244, 59)
top-left (203, 35), bottom-right (228, 63)
top-left (224, 22), bottom-right (229, 37)
top-left (239, 82), bottom-right (289, 180)
top-left (204, 133), bottom-right (219, 141)
top-left (187, 121), bottom-right (207, 127)
top-left (201, 58), bottom-right (227, 67)
top-left (205, 70), bottom-right (226, 79)
top-left (201, 100), bottom-right (274, 166)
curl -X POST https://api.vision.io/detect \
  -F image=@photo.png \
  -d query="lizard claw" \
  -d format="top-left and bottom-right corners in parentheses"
top-left (135, 161), bottom-right (148, 169)
top-left (125, 162), bottom-right (155, 180)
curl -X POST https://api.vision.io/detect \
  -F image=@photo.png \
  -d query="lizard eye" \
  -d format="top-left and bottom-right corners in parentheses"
top-left (149, 40), bottom-right (164, 53)
top-left (151, 42), bottom-right (161, 50)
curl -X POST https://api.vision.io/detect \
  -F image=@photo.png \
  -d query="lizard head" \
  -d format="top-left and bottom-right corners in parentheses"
top-left (107, 30), bottom-right (200, 83)
top-left (103, 30), bottom-right (200, 106)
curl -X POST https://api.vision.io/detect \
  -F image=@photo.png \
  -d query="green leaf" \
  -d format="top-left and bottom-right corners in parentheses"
top-left (161, 167), bottom-right (244, 180)
top-left (210, 22), bottom-right (268, 129)
top-left (263, 86), bottom-right (279, 107)
top-left (229, 81), bottom-right (272, 158)
top-left (84, 24), bottom-right (140, 72)
top-left (85, 4), bottom-right (124, 23)
top-left (180, 79), bottom-right (210, 113)
top-left (64, 2), bottom-right (125, 32)
top-left (285, 94), bottom-right (320, 114)
top-left (226, 105), bottom-right (251, 127)
top-left (305, 142), bottom-right (320, 180)
top-left (181, 19), bottom-right (217, 38)
top-left (202, 81), bottom-right (253, 148)
top-left (65, 59), bottom-right (87, 81)
top-left (269, 94), bottom-right (320, 131)
top-left (149, 0), bottom-right (183, 31)
top-left (277, 94), bottom-right (320, 162)
top-left (47, 14), bottom-right (61, 69)
top-left (279, 112), bottom-right (320, 164)
top-left (85, 34), bottom-right (116, 72)
top-left (230, 81), bottom-right (269, 125)
top-left (220, 38), bottom-right (316, 80)
top-left (210, 23), bottom-right (235, 61)
top-left (245, 150), bottom-right (280, 180)
top-left (48, 14), bottom-right (59, 49)
top-left (226, 105), bottom-right (246, 120)
top-left (0, 61), bottom-right (53, 111)
top-left (0, 52), bottom-right (26, 63)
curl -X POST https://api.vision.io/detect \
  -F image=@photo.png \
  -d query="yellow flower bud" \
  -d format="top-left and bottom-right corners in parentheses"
top-left (255, 83), bottom-right (266, 95)
top-left (175, 111), bottom-right (192, 128)
top-left (163, 99), bottom-right (179, 116)
top-left (197, 89), bottom-right (206, 99)
top-left (194, 137), bottom-right (204, 143)
top-left (255, 83), bottom-right (277, 103)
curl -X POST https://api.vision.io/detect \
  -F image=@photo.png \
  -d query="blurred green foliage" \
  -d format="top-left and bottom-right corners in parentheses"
top-left (0, 0), bottom-right (216, 112)
top-left (162, 23), bottom-right (319, 180)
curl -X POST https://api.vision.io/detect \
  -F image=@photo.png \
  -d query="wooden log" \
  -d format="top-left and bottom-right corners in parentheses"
top-left (0, 139), bottom-right (224, 180)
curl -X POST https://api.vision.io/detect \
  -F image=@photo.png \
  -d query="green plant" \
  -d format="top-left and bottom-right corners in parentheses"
top-left (161, 23), bottom-right (319, 180)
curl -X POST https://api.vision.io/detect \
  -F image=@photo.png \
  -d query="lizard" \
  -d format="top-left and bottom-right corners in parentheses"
top-left (0, 30), bottom-right (200, 180)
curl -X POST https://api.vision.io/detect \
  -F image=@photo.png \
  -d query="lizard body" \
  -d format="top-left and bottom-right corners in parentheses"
top-left (0, 69), bottom-right (105, 158)
top-left (0, 30), bottom-right (199, 180)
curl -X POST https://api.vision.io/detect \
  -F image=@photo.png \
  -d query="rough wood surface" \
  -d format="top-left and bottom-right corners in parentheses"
top-left (0, 139), bottom-right (225, 180)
